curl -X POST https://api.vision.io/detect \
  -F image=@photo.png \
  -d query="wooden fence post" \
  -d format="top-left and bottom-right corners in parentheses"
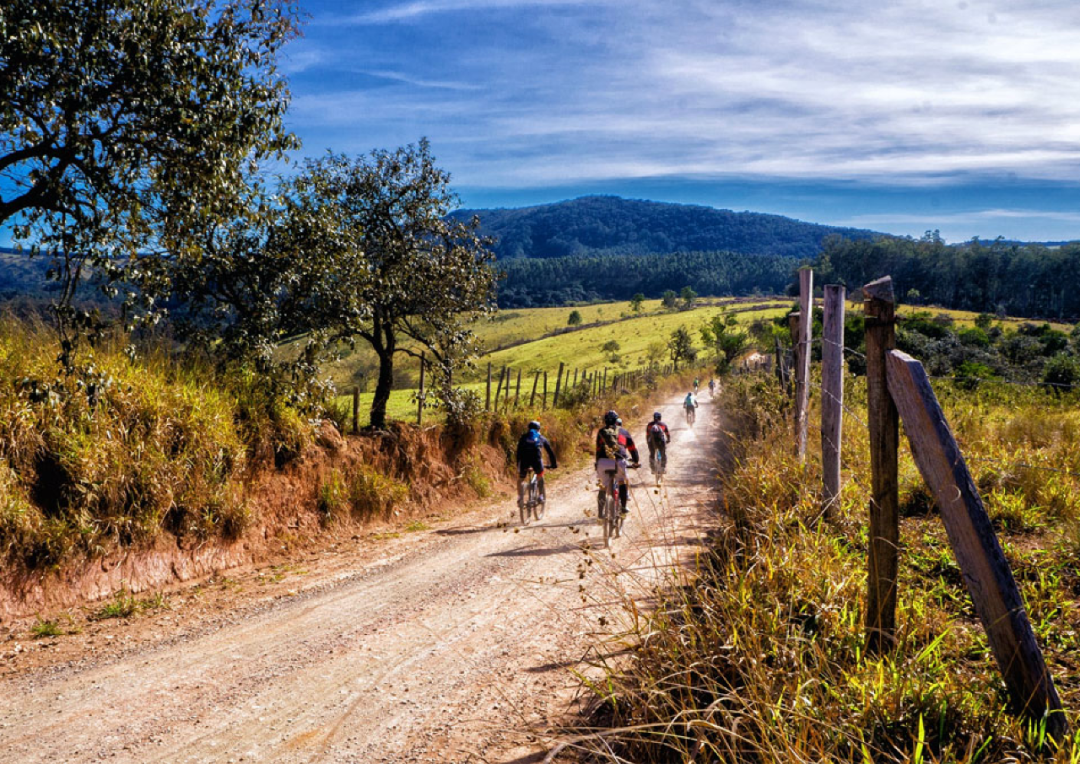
top-left (352, 386), bottom-right (359, 434)
top-left (553, 361), bottom-right (565, 408)
top-left (486, 362), bottom-right (492, 411)
top-left (821, 285), bottom-right (845, 518)
top-left (602, 368), bottom-right (607, 394)
top-left (887, 349), bottom-right (1067, 738)
top-left (494, 364), bottom-right (506, 410)
top-left (504, 367), bottom-right (512, 412)
top-left (787, 312), bottom-right (800, 402)
top-left (573, 368), bottom-right (579, 387)
top-left (542, 371), bottom-right (548, 410)
top-left (864, 276), bottom-right (899, 654)
top-left (795, 267), bottom-right (813, 460)
top-left (417, 353), bottom-right (426, 425)
top-left (529, 370), bottom-right (540, 407)
top-left (774, 337), bottom-right (785, 389)
top-left (514, 368), bottom-right (522, 409)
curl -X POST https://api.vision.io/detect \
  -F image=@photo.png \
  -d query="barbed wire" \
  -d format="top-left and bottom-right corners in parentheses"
top-left (806, 378), bottom-right (870, 430)
top-left (925, 373), bottom-right (1076, 390)
top-left (964, 456), bottom-right (1080, 481)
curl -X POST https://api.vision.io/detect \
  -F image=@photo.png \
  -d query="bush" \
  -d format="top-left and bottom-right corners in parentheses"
top-left (1043, 353), bottom-right (1080, 393)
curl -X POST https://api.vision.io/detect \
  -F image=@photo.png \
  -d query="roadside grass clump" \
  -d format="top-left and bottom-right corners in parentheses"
top-left (93, 587), bottom-right (171, 620)
top-left (346, 464), bottom-right (409, 520)
top-left (578, 373), bottom-right (1080, 763)
top-left (30, 617), bottom-right (64, 638)
top-left (317, 468), bottom-right (349, 525)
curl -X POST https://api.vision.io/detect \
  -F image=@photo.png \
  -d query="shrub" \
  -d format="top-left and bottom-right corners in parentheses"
top-left (347, 464), bottom-right (408, 520)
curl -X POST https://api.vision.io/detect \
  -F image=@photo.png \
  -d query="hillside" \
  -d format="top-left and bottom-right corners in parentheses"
top-left (454, 195), bottom-right (882, 261)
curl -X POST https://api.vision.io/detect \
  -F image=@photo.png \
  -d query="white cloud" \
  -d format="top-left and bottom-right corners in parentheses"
top-left (339, 0), bottom-right (606, 25)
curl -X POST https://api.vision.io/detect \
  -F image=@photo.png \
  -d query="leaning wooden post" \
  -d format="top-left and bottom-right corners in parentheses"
top-left (504, 366), bottom-right (513, 412)
top-left (514, 368), bottom-right (522, 409)
top-left (602, 368), bottom-right (608, 395)
top-left (486, 362), bottom-right (492, 411)
top-left (542, 371), bottom-right (548, 410)
top-left (887, 349), bottom-right (1067, 739)
top-left (794, 267), bottom-right (813, 461)
top-left (553, 361), bottom-right (565, 408)
top-left (864, 276), bottom-right (899, 654)
top-left (774, 336), bottom-right (785, 389)
top-left (573, 368), bottom-right (579, 387)
top-left (821, 285), bottom-right (845, 518)
top-left (417, 353), bottom-right (426, 425)
top-left (352, 386), bottom-right (360, 434)
top-left (529, 370), bottom-right (540, 407)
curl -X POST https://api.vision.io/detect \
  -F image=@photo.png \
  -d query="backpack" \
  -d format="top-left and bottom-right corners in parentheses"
top-left (598, 425), bottom-right (620, 458)
top-left (647, 422), bottom-right (665, 446)
top-left (684, 394), bottom-right (695, 408)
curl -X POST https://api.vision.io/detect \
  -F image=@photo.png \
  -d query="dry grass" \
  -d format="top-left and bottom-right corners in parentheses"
top-left (573, 373), bottom-right (1080, 763)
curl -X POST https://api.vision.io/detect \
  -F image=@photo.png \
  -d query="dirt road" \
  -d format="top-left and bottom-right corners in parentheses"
top-left (0, 392), bottom-right (719, 763)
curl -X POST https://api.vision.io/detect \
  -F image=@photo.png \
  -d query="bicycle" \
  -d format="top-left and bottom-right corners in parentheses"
top-left (685, 406), bottom-right (696, 425)
top-left (596, 464), bottom-right (638, 546)
top-left (650, 447), bottom-right (666, 486)
top-left (519, 468), bottom-right (546, 525)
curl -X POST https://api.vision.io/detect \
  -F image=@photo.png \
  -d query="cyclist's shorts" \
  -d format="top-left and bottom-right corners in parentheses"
top-left (518, 458), bottom-right (544, 479)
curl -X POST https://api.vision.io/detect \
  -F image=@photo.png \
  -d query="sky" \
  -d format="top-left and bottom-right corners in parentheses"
top-left (278, 0), bottom-right (1080, 242)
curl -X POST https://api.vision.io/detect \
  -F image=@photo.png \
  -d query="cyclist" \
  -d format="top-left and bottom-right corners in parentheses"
top-left (645, 412), bottom-right (670, 474)
top-left (708, 378), bottom-right (716, 397)
top-left (516, 420), bottom-right (557, 510)
top-left (595, 410), bottom-right (640, 515)
top-left (684, 390), bottom-right (698, 423)
top-left (693, 377), bottom-right (700, 392)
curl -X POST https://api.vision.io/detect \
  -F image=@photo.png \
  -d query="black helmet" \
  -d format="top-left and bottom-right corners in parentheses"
top-left (528, 420), bottom-right (541, 431)
top-left (603, 410), bottom-right (619, 427)
top-left (653, 411), bottom-right (662, 421)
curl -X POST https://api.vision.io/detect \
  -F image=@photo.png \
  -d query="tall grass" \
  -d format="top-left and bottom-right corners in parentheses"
top-left (0, 319), bottom-right (312, 567)
top-left (575, 373), bottom-right (1080, 762)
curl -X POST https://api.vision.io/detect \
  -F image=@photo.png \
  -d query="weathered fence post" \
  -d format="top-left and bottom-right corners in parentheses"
top-left (529, 370), bottom-right (540, 407)
top-left (542, 371), bottom-right (548, 410)
top-left (553, 361), bottom-right (565, 408)
top-left (494, 364), bottom-right (507, 410)
top-left (573, 368), bottom-right (579, 387)
top-left (486, 362), bottom-right (492, 411)
top-left (864, 276), bottom-right (899, 654)
top-left (795, 267), bottom-right (813, 460)
top-left (774, 336), bottom-right (785, 388)
top-left (514, 368), bottom-right (522, 409)
top-left (417, 353), bottom-right (426, 425)
top-left (352, 386), bottom-right (360, 434)
top-left (821, 284), bottom-right (845, 518)
top-left (602, 368), bottom-right (607, 394)
top-left (887, 349), bottom-right (1067, 739)
top-left (787, 312), bottom-right (799, 401)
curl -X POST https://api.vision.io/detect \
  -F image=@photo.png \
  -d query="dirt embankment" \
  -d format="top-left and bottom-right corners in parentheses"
top-left (0, 421), bottom-right (510, 622)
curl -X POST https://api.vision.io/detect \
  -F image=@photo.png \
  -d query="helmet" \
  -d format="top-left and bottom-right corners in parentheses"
top-left (603, 410), bottom-right (619, 427)
top-left (616, 417), bottom-right (623, 426)
top-left (528, 420), bottom-right (541, 431)
top-left (653, 411), bottom-right (662, 421)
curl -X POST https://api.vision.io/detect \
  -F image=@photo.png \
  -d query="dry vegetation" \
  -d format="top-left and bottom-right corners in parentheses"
top-left (574, 372), bottom-right (1080, 762)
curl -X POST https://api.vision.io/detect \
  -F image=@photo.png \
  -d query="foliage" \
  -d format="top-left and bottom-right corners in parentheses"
top-left (680, 285), bottom-right (697, 308)
top-left (667, 326), bottom-right (696, 366)
top-left (568, 309), bottom-right (582, 326)
top-left (814, 234), bottom-right (1080, 320)
top-left (700, 312), bottom-right (748, 373)
top-left (661, 290), bottom-right (678, 309)
top-left (630, 293), bottom-right (645, 313)
top-left (456, 195), bottom-right (875, 262)
top-left (0, 0), bottom-right (300, 366)
top-left (290, 140), bottom-right (497, 428)
top-left (1043, 353), bottom-right (1080, 392)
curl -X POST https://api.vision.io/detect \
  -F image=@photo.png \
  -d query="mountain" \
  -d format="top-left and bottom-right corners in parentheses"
top-left (453, 195), bottom-right (882, 261)
top-left (0, 247), bottom-right (57, 298)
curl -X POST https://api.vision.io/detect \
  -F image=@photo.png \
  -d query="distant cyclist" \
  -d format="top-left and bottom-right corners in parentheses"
top-left (693, 377), bottom-right (700, 392)
top-left (516, 421), bottom-right (557, 510)
top-left (708, 379), bottom-right (716, 397)
top-left (595, 410), bottom-right (640, 515)
top-left (684, 390), bottom-right (698, 423)
top-left (646, 412), bottom-right (671, 473)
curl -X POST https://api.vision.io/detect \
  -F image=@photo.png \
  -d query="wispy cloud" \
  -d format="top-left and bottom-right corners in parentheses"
top-left (335, 0), bottom-right (605, 25)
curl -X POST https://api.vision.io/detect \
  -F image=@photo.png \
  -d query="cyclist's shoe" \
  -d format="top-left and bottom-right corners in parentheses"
top-left (619, 503), bottom-right (629, 515)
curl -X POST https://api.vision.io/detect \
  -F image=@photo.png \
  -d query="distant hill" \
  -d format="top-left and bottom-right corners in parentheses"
top-left (0, 247), bottom-right (56, 298)
top-left (453, 195), bottom-right (882, 261)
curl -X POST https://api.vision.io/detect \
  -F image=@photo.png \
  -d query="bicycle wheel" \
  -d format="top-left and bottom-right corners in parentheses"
top-left (534, 480), bottom-right (545, 520)
top-left (602, 493), bottom-right (614, 547)
top-left (520, 476), bottom-right (530, 525)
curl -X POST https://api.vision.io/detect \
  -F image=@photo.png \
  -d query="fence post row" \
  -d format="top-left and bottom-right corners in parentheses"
top-left (795, 267), bottom-right (813, 461)
top-left (542, 371), bottom-right (548, 410)
top-left (863, 276), bottom-right (900, 654)
top-left (820, 285), bottom-right (845, 519)
top-left (553, 362), bottom-right (565, 408)
top-left (886, 349), bottom-right (1067, 739)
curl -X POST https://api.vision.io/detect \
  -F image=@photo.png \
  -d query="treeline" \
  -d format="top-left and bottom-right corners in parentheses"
top-left (815, 235), bottom-right (1080, 320)
top-left (457, 195), bottom-right (878, 261)
top-left (498, 250), bottom-right (798, 307)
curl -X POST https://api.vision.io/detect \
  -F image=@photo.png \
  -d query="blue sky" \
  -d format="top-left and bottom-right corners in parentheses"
top-left (279, 0), bottom-right (1080, 242)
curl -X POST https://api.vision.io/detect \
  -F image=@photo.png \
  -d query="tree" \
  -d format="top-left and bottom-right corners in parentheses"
top-left (630, 293), bottom-right (645, 313)
top-left (291, 141), bottom-right (496, 429)
top-left (668, 326), bottom-right (696, 368)
top-left (701, 313), bottom-right (748, 373)
top-left (0, 0), bottom-right (300, 367)
top-left (645, 341), bottom-right (666, 365)
top-left (568, 310), bottom-right (582, 326)
top-left (661, 290), bottom-right (678, 309)
top-left (681, 285), bottom-right (698, 308)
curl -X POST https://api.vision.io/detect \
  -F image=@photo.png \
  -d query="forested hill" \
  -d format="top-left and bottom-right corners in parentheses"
top-left (454, 195), bottom-right (881, 260)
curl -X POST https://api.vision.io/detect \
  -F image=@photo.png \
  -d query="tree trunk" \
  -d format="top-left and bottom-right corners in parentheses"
top-left (369, 317), bottom-right (396, 429)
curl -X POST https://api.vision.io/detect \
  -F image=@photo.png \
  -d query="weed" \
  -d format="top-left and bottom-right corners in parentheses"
top-left (404, 521), bottom-right (429, 532)
top-left (30, 618), bottom-right (63, 638)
